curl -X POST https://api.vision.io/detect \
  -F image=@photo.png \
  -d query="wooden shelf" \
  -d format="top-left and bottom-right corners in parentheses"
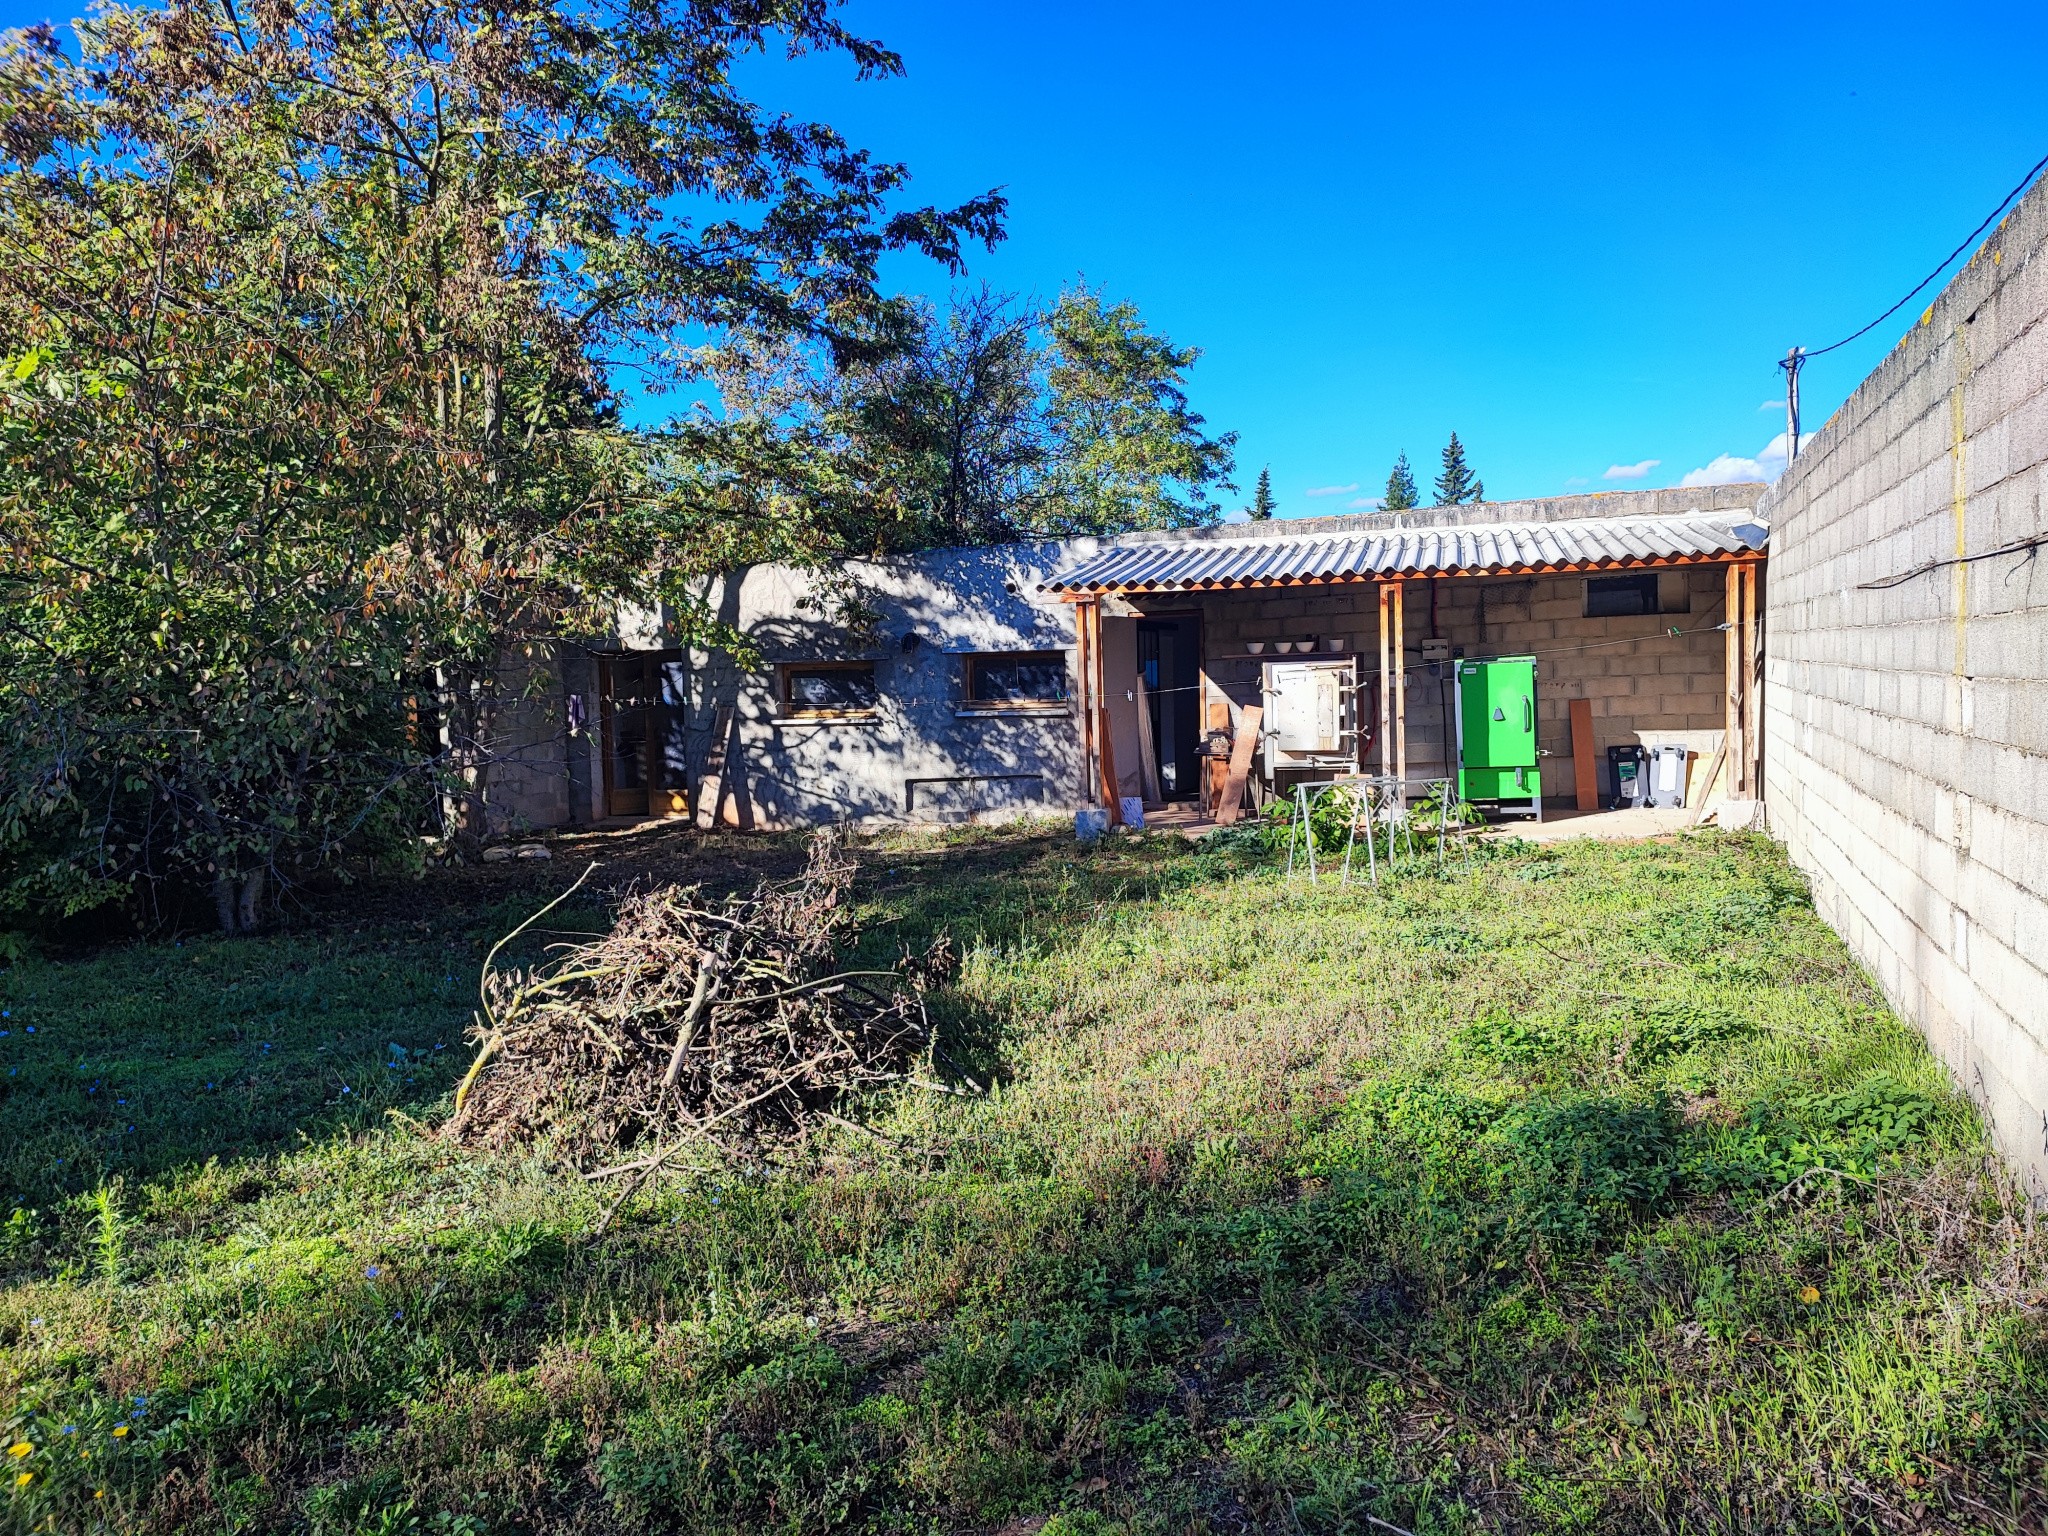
top-left (1209, 650), bottom-right (1365, 662)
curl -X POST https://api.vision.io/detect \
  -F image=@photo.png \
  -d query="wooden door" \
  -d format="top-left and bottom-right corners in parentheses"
top-left (597, 655), bottom-right (654, 818)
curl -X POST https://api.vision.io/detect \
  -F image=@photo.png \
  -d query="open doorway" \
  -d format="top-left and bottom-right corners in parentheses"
top-left (1136, 616), bottom-right (1202, 800)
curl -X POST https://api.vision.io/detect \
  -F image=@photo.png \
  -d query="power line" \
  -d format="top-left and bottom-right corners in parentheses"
top-left (1799, 149), bottom-right (2048, 363)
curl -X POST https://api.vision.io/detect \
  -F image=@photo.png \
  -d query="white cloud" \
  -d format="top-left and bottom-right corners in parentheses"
top-left (1678, 454), bottom-right (1765, 487)
top-left (1564, 475), bottom-right (1590, 488)
top-left (1602, 459), bottom-right (1660, 481)
top-left (1304, 483), bottom-right (1360, 497)
top-left (1759, 400), bottom-right (1785, 411)
top-left (1679, 431), bottom-right (1794, 488)
top-left (1346, 495), bottom-right (1384, 510)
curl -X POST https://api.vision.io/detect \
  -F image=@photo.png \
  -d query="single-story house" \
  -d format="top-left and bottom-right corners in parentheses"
top-left (466, 160), bottom-right (2048, 1202)
top-left (487, 483), bottom-right (1769, 833)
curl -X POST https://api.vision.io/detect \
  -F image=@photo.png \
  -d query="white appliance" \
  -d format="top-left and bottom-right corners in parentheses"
top-left (1261, 660), bottom-right (1359, 776)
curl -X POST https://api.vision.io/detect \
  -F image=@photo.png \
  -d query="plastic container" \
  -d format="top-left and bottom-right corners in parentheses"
top-left (1646, 744), bottom-right (1689, 808)
top-left (1606, 744), bottom-right (1648, 809)
top-left (1074, 807), bottom-right (1110, 842)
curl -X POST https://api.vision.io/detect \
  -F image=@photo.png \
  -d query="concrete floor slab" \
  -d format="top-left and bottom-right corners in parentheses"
top-left (1492, 806), bottom-right (1700, 843)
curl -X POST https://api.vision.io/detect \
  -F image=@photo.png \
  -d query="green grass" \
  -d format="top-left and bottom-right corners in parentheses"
top-left (1, 826), bottom-right (2042, 1535)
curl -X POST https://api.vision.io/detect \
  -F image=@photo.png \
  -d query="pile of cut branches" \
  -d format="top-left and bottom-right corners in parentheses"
top-left (444, 831), bottom-right (951, 1172)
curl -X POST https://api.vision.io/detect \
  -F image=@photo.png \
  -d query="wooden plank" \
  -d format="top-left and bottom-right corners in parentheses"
top-left (693, 704), bottom-right (733, 830)
top-left (1097, 705), bottom-right (1123, 825)
top-left (1690, 739), bottom-right (1728, 826)
top-left (1215, 703), bottom-right (1262, 826)
top-left (719, 707), bottom-right (755, 830)
top-left (1134, 673), bottom-right (1163, 803)
top-left (1569, 697), bottom-right (1598, 811)
top-left (1205, 691), bottom-right (1230, 813)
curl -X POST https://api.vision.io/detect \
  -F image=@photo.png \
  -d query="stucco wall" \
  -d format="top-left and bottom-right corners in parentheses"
top-left (1759, 174), bottom-right (2048, 1195)
top-left (675, 541), bottom-right (1087, 826)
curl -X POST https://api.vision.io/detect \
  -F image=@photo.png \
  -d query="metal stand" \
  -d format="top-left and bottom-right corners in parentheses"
top-left (1283, 775), bottom-right (1477, 888)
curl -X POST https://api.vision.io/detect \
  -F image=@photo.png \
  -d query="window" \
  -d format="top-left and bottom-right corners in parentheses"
top-left (963, 651), bottom-right (1068, 709)
top-left (778, 662), bottom-right (879, 717)
top-left (1584, 574), bottom-right (1660, 618)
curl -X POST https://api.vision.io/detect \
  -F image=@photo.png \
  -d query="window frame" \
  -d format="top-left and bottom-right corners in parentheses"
top-left (775, 660), bottom-right (882, 720)
top-left (1584, 573), bottom-right (1661, 619)
top-left (958, 650), bottom-right (1072, 715)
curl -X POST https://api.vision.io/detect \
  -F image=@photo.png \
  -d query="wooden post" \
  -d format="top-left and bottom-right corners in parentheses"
top-left (1378, 583), bottom-right (1394, 780)
top-left (1089, 598), bottom-right (1122, 826)
top-left (1742, 561), bottom-right (1760, 799)
top-left (1392, 579), bottom-right (1407, 808)
top-left (1075, 597), bottom-right (1097, 805)
top-left (1569, 697), bottom-right (1598, 811)
top-left (1723, 564), bottom-right (1743, 796)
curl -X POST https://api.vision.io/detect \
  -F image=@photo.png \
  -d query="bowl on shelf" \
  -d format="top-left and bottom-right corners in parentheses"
top-left (1274, 640), bottom-right (1297, 654)
top-left (1322, 635), bottom-right (1348, 652)
top-left (1245, 641), bottom-right (1267, 655)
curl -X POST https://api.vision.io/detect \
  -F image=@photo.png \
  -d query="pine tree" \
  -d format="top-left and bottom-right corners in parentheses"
top-left (1434, 432), bottom-right (1481, 505)
top-left (1248, 465), bottom-right (1276, 520)
top-left (1382, 453), bottom-right (1419, 512)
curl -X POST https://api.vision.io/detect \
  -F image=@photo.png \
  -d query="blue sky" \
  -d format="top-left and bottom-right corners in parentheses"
top-left (10, 1), bottom-right (2047, 515)
top-left (728, 0), bottom-right (2048, 514)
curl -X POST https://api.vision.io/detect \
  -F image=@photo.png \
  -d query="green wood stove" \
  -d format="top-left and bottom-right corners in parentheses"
top-left (1454, 655), bottom-right (1543, 821)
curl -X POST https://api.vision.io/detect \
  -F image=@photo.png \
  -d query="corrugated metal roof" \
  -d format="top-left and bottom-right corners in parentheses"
top-left (1044, 513), bottom-right (1768, 593)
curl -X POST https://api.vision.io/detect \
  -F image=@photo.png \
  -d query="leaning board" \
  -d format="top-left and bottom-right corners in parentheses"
top-left (1215, 703), bottom-right (1263, 826)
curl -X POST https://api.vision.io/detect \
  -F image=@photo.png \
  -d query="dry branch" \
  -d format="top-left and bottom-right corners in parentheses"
top-left (444, 830), bottom-right (952, 1164)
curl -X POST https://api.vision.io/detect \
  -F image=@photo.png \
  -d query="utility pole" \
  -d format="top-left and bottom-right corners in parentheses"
top-left (1779, 346), bottom-right (1805, 463)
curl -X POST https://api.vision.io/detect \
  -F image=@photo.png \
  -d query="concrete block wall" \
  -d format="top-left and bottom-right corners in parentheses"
top-left (478, 647), bottom-right (589, 834)
top-left (1760, 172), bottom-right (2048, 1196)
top-left (1174, 566), bottom-right (1732, 799)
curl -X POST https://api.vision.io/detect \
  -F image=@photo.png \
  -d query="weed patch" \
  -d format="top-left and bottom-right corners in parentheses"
top-left (0, 827), bottom-right (2040, 1533)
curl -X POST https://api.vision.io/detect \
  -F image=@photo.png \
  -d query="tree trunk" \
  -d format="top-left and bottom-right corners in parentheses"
top-left (439, 661), bottom-right (494, 859)
top-left (213, 869), bottom-right (266, 934)
top-left (236, 868), bottom-right (264, 933)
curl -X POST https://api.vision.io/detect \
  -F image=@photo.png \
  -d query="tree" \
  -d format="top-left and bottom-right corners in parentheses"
top-left (1434, 432), bottom-right (1483, 505)
top-left (1038, 285), bottom-right (1238, 534)
top-left (691, 283), bottom-right (1236, 549)
top-left (1383, 454), bottom-right (1419, 512)
top-left (0, 1), bottom-right (1002, 922)
top-left (1248, 467), bottom-right (1276, 520)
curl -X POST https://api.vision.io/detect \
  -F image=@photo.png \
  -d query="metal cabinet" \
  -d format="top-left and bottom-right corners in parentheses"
top-left (1454, 655), bottom-right (1542, 819)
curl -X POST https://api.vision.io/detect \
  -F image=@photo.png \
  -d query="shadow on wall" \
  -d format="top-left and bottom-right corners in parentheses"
top-left (679, 544), bottom-right (1084, 829)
